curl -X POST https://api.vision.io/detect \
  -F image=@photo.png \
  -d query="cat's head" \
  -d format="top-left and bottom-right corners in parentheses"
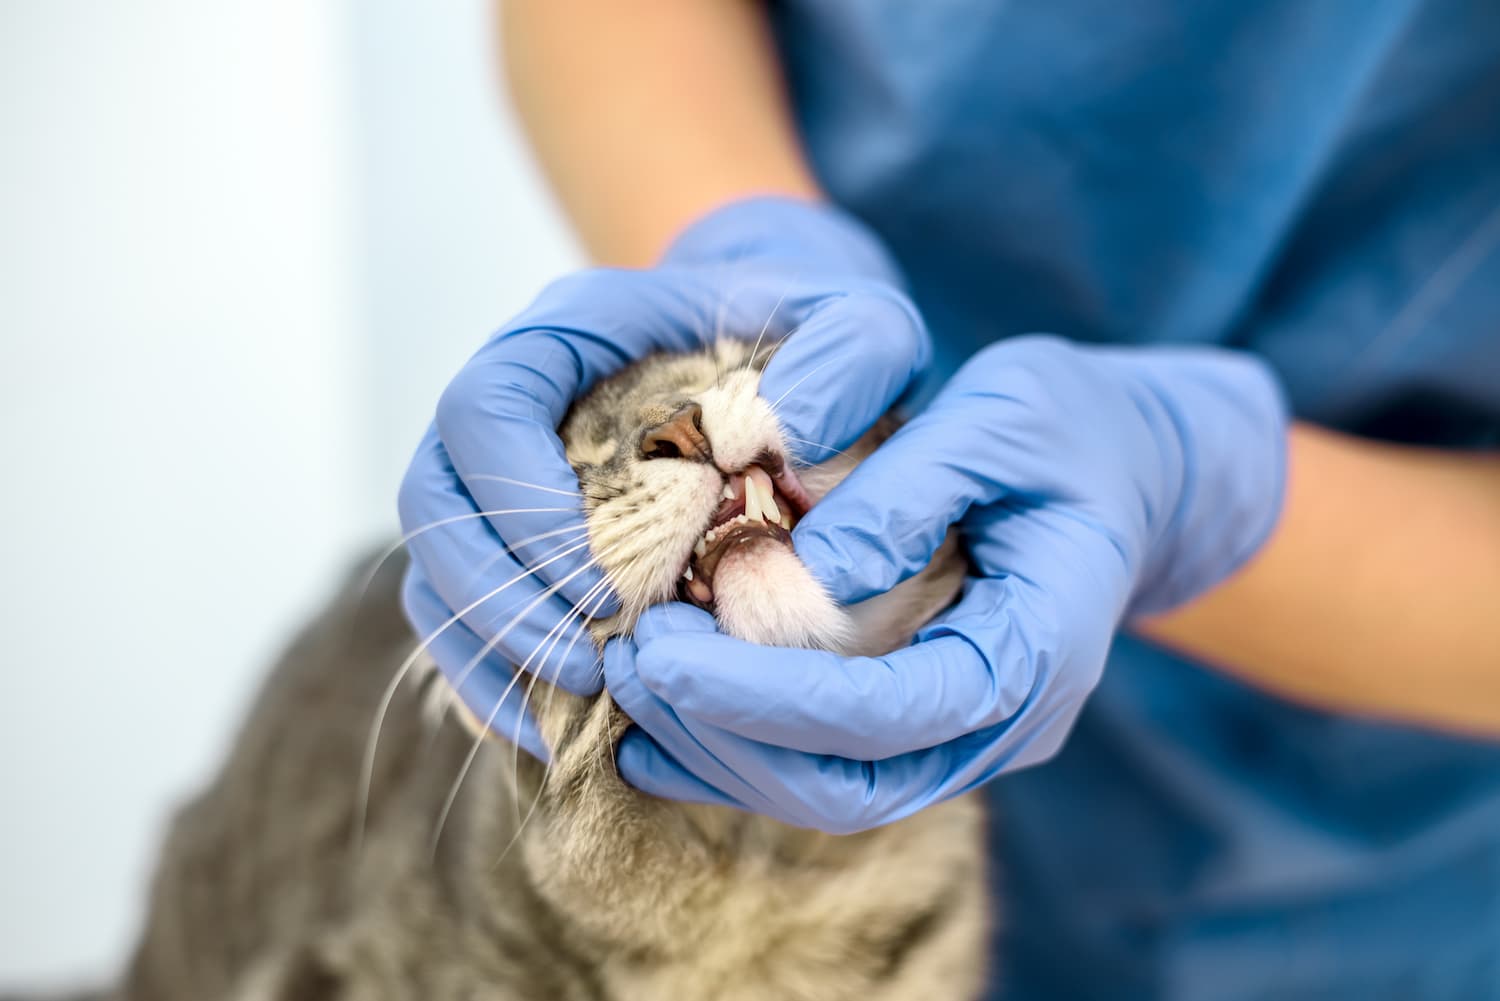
top-left (560, 339), bottom-right (857, 651)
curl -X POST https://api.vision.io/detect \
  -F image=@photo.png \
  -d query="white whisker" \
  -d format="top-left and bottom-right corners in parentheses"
top-left (766, 356), bottom-right (840, 415)
top-left (457, 525), bottom-right (591, 598)
top-left (783, 434), bottom-right (853, 460)
top-left (465, 474), bottom-right (582, 498)
top-left (744, 283), bottom-right (798, 374)
top-left (349, 537), bottom-right (597, 862)
top-left (506, 578), bottom-right (613, 826)
top-left (427, 571), bottom-right (611, 861)
top-left (346, 506), bottom-right (583, 635)
top-left (493, 585), bottom-right (615, 871)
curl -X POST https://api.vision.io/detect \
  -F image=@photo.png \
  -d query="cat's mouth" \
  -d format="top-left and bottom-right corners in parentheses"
top-left (679, 456), bottom-right (809, 610)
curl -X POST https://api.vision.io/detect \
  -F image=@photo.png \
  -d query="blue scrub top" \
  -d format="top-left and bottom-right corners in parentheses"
top-left (771, 2), bottom-right (1500, 998)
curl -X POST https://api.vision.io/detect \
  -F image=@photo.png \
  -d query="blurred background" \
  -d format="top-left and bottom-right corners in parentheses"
top-left (1, 0), bottom-right (581, 984)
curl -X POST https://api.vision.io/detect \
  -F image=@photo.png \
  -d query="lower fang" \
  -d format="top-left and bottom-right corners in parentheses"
top-left (683, 566), bottom-right (694, 581)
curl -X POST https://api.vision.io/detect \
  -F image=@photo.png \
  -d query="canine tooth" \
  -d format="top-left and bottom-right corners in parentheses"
top-left (694, 538), bottom-right (707, 557)
top-left (683, 566), bottom-right (694, 581)
top-left (722, 483), bottom-right (735, 500)
top-left (744, 474), bottom-right (763, 523)
top-left (779, 513), bottom-right (791, 530)
top-left (763, 491), bottom-right (781, 525)
top-left (747, 465), bottom-right (777, 514)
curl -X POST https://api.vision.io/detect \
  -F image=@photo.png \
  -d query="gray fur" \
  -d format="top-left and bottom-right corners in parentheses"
top-left (43, 343), bottom-right (990, 1000)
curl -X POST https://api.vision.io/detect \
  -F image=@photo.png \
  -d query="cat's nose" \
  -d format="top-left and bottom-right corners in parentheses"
top-left (640, 402), bottom-right (712, 462)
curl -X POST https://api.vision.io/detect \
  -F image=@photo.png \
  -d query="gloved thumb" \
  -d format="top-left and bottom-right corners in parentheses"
top-left (791, 404), bottom-right (1000, 604)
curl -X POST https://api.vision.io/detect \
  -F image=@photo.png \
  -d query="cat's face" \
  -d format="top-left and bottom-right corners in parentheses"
top-left (560, 340), bottom-right (852, 650)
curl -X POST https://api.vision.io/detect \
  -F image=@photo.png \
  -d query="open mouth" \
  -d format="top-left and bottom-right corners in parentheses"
top-left (679, 455), bottom-right (810, 610)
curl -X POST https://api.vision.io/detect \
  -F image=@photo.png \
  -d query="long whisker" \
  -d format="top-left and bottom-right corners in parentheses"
top-left (506, 578), bottom-right (613, 827)
top-left (426, 571), bottom-right (610, 861)
top-left (464, 474), bottom-right (581, 498)
top-left (457, 525), bottom-right (591, 598)
top-left (743, 284), bottom-right (795, 374)
top-left (346, 506), bottom-right (582, 636)
top-left (765, 356), bottom-right (840, 415)
top-left (753, 318), bottom-right (807, 371)
top-left (494, 586), bottom-right (614, 870)
top-left (782, 434), bottom-right (853, 461)
top-left (428, 535), bottom-right (624, 729)
top-left (410, 526), bottom-right (592, 766)
top-left (349, 538), bottom-right (597, 861)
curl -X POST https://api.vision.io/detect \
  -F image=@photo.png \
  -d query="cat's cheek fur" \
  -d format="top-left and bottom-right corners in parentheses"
top-left (710, 540), bottom-right (854, 653)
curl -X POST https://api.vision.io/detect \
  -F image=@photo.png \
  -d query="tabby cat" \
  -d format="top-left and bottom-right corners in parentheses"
top-left (57, 341), bottom-right (991, 1000)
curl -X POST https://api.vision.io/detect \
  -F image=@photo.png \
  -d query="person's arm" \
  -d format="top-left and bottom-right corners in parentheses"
top-left (501, 0), bottom-right (821, 267)
top-left (1138, 423), bottom-right (1500, 737)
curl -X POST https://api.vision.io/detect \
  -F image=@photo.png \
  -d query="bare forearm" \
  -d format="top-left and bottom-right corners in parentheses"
top-left (500, 0), bottom-right (820, 267)
top-left (1140, 423), bottom-right (1500, 736)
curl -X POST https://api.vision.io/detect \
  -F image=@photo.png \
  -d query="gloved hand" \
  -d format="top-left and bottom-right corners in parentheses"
top-left (606, 336), bottom-right (1288, 833)
top-left (397, 196), bottom-right (929, 758)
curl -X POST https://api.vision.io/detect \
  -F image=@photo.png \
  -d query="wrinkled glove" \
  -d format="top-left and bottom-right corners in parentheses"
top-left (397, 197), bottom-right (929, 757)
top-left (606, 336), bottom-right (1288, 833)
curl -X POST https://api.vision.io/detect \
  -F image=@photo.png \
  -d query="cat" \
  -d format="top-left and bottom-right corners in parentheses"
top-left (41, 339), bottom-right (991, 1000)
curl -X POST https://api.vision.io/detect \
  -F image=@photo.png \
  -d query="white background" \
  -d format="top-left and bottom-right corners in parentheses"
top-left (0, 0), bottom-right (581, 987)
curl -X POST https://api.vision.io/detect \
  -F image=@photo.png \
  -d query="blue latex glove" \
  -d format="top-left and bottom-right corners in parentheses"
top-left (396, 196), bottom-right (929, 758)
top-left (606, 336), bottom-right (1288, 833)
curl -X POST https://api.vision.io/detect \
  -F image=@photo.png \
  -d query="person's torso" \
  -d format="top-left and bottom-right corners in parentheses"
top-left (772, 2), bottom-right (1500, 997)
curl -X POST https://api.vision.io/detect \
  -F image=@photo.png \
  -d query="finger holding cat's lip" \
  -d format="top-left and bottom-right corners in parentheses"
top-left (757, 284), bottom-right (931, 464)
top-left (433, 270), bottom-right (737, 613)
top-left (608, 642), bottom-right (979, 835)
top-left (621, 580), bottom-right (1080, 764)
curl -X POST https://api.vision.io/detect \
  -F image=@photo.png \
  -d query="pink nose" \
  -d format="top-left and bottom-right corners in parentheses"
top-left (640, 403), bottom-right (711, 462)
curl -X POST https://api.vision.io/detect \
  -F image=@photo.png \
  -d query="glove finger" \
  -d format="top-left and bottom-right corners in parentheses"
top-left (612, 643), bottom-right (982, 833)
top-left (758, 285), bottom-right (929, 462)
top-left (401, 567), bottom-right (547, 759)
top-left (399, 431), bottom-right (606, 695)
top-left (626, 580), bottom-right (1052, 759)
top-left (790, 403), bottom-right (1013, 603)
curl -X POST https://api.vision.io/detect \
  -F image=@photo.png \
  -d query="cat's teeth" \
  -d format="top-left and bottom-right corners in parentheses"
top-left (744, 474), bottom-right (764, 523)
top-left (683, 566), bottom-right (694, 581)
top-left (722, 483), bottom-right (735, 501)
top-left (694, 538), bottom-right (707, 557)
top-left (763, 491), bottom-right (781, 525)
top-left (779, 513), bottom-right (791, 530)
top-left (706, 528), bottom-right (717, 543)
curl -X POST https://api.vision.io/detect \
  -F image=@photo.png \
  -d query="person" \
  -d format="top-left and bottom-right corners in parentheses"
top-left (396, 3), bottom-right (1500, 997)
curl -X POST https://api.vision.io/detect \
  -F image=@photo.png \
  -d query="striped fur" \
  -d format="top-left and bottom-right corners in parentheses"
top-left (70, 345), bottom-right (990, 1000)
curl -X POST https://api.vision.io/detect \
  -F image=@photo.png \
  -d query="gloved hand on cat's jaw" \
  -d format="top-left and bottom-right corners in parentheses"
top-left (607, 336), bottom-right (1290, 834)
top-left (397, 195), bottom-right (929, 759)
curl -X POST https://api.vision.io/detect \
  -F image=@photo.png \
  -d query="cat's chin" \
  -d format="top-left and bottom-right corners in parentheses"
top-left (709, 537), bottom-right (853, 653)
